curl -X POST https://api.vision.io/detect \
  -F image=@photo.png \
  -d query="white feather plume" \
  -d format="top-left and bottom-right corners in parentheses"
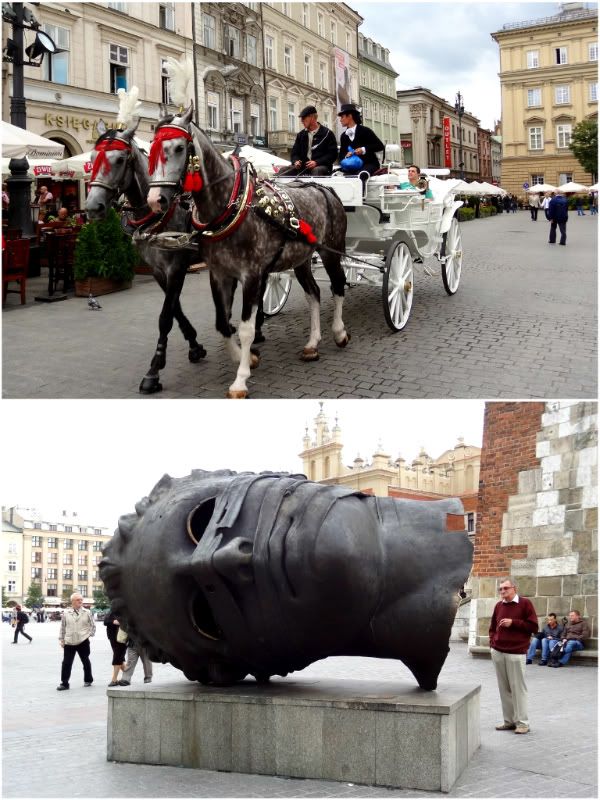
top-left (165, 55), bottom-right (193, 108)
top-left (116, 86), bottom-right (142, 127)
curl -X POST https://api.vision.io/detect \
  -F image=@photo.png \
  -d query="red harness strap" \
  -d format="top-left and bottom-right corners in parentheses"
top-left (149, 126), bottom-right (192, 175)
top-left (191, 155), bottom-right (243, 232)
top-left (91, 138), bottom-right (130, 182)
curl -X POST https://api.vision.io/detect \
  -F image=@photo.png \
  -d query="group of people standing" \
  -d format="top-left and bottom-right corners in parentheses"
top-left (55, 593), bottom-right (152, 691)
top-left (278, 103), bottom-right (385, 179)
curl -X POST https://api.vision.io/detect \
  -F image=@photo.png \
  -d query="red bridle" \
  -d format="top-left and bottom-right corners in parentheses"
top-left (90, 138), bottom-right (131, 182)
top-left (148, 126), bottom-right (192, 175)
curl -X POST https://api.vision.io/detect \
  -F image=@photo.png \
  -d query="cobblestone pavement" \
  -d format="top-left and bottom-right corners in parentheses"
top-left (2, 211), bottom-right (597, 398)
top-left (2, 621), bottom-right (597, 797)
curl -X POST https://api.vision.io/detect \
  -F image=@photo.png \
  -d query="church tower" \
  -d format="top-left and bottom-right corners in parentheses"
top-left (299, 403), bottom-right (343, 482)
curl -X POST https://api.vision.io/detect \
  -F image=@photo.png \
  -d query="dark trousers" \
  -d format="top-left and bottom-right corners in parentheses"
top-left (278, 164), bottom-right (331, 177)
top-left (549, 220), bottom-right (567, 245)
top-left (530, 207), bottom-right (538, 220)
top-left (60, 638), bottom-right (93, 686)
top-left (13, 623), bottom-right (32, 643)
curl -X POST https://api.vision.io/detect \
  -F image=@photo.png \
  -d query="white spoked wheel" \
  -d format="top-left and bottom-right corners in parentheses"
top-left (382, 241), bottom-right (414, 332)
top-left (440, 218), bottom-right (462, 295)
top-left (262, 272), bottom-right (292, 316)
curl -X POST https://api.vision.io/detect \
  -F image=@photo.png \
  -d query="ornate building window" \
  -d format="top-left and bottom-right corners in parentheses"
top-left (556, 124), bottom-right (572, 148)
top-left (265, 35), bottom-right (274, 68)
top-left (202, 13), bottom-right (216, 48)
top-left (527, 88), bottom-right (541, 107)
top-left (526, 49), bottom-right (539, 69)
top-left (109, 43), bottom-right (128, 93)
top-left (528, 126), bottom-right (543, 150)
top-left (555, 46), bottom-right (568, 65)
top-left (246, 34), bottom-right (257, 66)
top-left (207, 91), bottom-right (219, 130)
top-left (269, 96), bottom-right (278, 130)
top-left (555, 85), bottom-right (570, 104)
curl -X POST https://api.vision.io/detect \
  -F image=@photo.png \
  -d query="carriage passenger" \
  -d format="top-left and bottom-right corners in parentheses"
top-left (399, 165), bottom-right (434, 199)
top-left (278, 106), bottom-right (338, 177)
top-left (337, 104), bottom-right (384, 177)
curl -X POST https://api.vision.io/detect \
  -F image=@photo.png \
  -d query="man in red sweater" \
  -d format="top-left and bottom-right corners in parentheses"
top-left (489, 578), bottom-right (538, 734)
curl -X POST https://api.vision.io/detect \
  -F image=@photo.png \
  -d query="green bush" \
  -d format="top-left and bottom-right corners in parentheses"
top-left (480, 206), bottom-right (495, 217)
top-left (74, 207), bottom-right (137, 282)
top-left (457, 206), bottom-right (475, 222)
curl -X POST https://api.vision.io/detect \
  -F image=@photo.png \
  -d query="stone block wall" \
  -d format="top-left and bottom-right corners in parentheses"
top-left (468, 401), bottom-right (597, 652)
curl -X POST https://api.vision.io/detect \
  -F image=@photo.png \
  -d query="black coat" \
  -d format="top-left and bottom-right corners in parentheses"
top-left (290, 125), bottom-right (338, 170)
top-left (339, 125), bottom-right (385, 174)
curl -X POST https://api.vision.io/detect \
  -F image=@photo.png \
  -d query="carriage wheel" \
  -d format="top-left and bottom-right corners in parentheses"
top-left (440, 218), bottom-right (462, 295)
top-left (382, 241), bottom-right (414, 332)
top-left (262, 272), bottom-right (292, 316)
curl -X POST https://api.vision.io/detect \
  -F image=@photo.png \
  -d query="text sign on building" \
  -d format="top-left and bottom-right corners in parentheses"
top-left (443, 117), bottom-right (452, 168)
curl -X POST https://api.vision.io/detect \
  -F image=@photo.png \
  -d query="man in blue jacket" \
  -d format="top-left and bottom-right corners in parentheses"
top-left (548, 189), bottom-right (569, 245)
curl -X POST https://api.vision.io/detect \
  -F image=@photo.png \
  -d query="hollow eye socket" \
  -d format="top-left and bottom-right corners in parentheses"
top-left (189, 588), bottom-right (221, 641)
top-left (186, 497), bottom-right (216, 544)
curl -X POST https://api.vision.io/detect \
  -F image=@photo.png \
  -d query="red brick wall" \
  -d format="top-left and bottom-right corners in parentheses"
top-left (474, 402), bottom-right (545, 576)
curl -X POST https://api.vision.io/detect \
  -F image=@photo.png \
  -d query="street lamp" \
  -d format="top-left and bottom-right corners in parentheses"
top-left (454, 90), bottom-right (465, 181)
top-left (2, 3), bottom-right (58, 238)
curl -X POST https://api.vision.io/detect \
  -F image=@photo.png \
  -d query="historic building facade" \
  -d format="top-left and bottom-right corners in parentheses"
top-left (299, 404), bottom-right (481, 534)
top-left (357, 33), bottom-right (399, 149)
top-left (2, 2), bottom-right (364, 185)
top-left (468, 401), bottom-right (597, 658)
top-left (396, 87), bottom-right (480, 179)
top-left (1, 507), bottom-right (110, 606)
top-left (491, 3), bottom-right (598, 197)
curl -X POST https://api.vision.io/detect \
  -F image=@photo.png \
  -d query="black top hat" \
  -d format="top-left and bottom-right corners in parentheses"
top-left (299, 105), bottom-right (318, 118)
top-left (337, 103), bottom-right (360, 118)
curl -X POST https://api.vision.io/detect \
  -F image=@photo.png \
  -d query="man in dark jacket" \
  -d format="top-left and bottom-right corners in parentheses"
top-left (548, 189), bottom-right (569, 245)
top-left (489, 578), bottom-right (538, 734)
top-left (12, 605), bottom-right (32, 644)
top-left (278, 105), bottom-right (338, 177)
top-left (337, 103), bottom-right (385, 176)
top-left (550, 609), bottom-right (590, 667)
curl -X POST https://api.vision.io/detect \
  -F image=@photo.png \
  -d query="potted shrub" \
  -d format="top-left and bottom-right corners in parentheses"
top-left (74, 207), bottom-right (137, 296)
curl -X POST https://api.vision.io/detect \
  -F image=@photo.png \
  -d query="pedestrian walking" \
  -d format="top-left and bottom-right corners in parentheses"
top-left (589, 192), bottom-right (597, 215)
top-left (118, 636), bottom-right (153, 686)
top-left (575, 196), bottom-right (586, 216)
top-left (541, 191), bottom-right (553, 220)
top-left (104, 610), bottom-right (128, 686)
top-left (57, 592), bottom-right (96, 690)
top-left (548, 189), bottom-right (569, 246)
top-left (489, 578), bottom-right (538, 735)
top-left (528, 192), bottom-right (541, 221)
top-left (11, 606), bottom-right (32, 644)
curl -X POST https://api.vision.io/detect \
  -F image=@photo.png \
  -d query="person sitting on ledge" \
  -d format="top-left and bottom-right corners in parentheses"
top-left (548, 610), bottom-right (590, 668)
top-left (526, 612), bottom-right (563, 665)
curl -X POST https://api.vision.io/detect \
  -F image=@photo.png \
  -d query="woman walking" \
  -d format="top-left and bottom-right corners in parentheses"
top-left (104, 610), bottom-right (127, 686)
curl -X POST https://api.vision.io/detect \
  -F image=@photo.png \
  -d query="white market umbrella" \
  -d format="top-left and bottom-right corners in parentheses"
top-left (456, 181), bottom-right (486, 195)
top-left (1, 157), bottom-right (58, 177)
top-left (588, 183), bottom-right (598, 191)
top-left (51, 137), bottom-right (151, 180)
top-left (479, 181), bottom-right (505, 195)
top-left (1, 120), bottom-right (64, 159)
top-left (527, 183), bottom-right (556, 193)
top-left (557, 181), bottom-right (589, 193)
top-left (223, 145), bottom-right (290, 173)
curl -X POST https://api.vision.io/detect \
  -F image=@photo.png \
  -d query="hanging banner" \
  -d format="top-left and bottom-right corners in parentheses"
top-left (443, 117), bottom-right (452, 168)
top-left (334, 47), bottom-right (351, 111)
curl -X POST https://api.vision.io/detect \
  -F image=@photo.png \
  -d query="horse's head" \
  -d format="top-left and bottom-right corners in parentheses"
top-left (147, 104), bottom-right (195, 213)
top-left (85, 118), bottom-right (140, 221)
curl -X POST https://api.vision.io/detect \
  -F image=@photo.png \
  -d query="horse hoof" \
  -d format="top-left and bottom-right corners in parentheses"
top-left (301, 348), bottom-right (320, 362)
top-left (250, 352), bottom-right (260, 370)
top-left (253, 331), bottom-right (266, 344)
top-left (335, 332), bottom-right (351, 349)
top-left (139, 377), bottom-right (163, 394)
top-left (226, 390), bottom-right (248, 399)
top-left (189, 345), bottom-right (207, 363)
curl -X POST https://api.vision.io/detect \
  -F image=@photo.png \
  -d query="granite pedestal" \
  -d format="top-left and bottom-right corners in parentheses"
top-left (107, 678), bottom-right (480, 792)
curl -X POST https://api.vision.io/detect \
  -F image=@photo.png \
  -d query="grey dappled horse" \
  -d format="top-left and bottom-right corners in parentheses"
top-left (146, 104), bottom-right (350, 399)
top-left (85, 121), bottom-right (206, 394)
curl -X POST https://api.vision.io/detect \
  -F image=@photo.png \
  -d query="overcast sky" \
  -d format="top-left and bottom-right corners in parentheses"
top-left (351, 1), bottom-right (568, 129)
top-left (2, 399), bottom-right (484, 529)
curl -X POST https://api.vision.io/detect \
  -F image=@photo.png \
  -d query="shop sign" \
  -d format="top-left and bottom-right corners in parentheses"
top-left (400, 140), bottom-right (412, 148)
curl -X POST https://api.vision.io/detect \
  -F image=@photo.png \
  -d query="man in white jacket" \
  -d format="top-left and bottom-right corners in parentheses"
top-left (57, 593), bottom-right (96, 691)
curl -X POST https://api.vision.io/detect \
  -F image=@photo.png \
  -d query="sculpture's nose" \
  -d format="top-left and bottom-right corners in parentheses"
top-left (212, 537), bottom-right (254, 585)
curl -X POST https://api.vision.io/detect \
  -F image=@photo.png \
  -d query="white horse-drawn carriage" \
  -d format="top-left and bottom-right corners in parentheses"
top-left (263, 162), bottom-right (464, 332)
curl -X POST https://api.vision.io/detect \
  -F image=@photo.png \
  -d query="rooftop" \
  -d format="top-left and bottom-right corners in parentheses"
top-left (499, 4), bottom-right (597, 31)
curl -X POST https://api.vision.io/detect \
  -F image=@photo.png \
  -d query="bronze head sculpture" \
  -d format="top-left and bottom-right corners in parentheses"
top-left (99, 469), bottom-right (473, 690)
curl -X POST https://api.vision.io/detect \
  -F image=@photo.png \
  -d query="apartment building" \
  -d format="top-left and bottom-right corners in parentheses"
top-left (357, 33), bottom-right (399, 148)
top-left (491, 3), bottom-right (598, 196)
top-left (2, 507), bottom-right (110, 605)
top-left (260, 2), bottom-right (362, 157)
top-left (397, 87), bottom-right (480, 179)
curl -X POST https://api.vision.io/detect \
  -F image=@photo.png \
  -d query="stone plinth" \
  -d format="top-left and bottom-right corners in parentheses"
top-left (107, 678), bottom-right (480, 792)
